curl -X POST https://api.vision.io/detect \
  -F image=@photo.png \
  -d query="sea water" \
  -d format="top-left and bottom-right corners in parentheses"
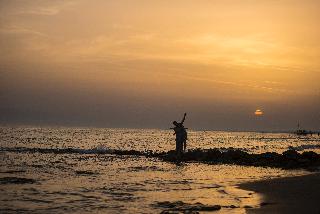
top-left (1, 127), bottom-right (319, 213)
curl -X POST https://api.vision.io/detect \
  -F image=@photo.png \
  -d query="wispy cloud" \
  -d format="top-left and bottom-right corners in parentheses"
top-left (1, 0), bottom-right (77, 16)
top-left (0, 25), bottom-right (49, 37)
top-left (173, 75), bottom-right (293, 94)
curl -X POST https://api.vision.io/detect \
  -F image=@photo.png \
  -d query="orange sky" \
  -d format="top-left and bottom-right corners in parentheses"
top-left (0, 0), bottom-right (319, 130)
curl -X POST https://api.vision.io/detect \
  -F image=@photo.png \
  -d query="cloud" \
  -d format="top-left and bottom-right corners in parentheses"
top-left (1, 0), bottom-right (77, 16)
top-left (0, 26), bottom-right (49, 37)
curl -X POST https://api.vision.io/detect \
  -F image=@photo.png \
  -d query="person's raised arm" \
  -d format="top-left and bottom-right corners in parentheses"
top-left (180, 113), bottom-right (187, 124)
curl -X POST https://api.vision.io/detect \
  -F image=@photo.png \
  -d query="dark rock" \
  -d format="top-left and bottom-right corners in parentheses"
top-left (207, 149), bottom-right (222, 160)
top-left (158, 149), bottom-right (320, 170)
top-left (302, 151), bottom-right (319, 160)
top-left (160, 211), bottom-right (180, 214)
top-left (282, 150), bottom-right (300, 160)
top-left (261, 152), bottom-right (281, 161)
top-left (154, 201), bottom-right (221, 212)
top-left (75, 170), bottom-right (98, 175)
top-left (225, 205), bottom-right (239, 208)
top-left (0, 177), bottom-right (36, 184)
top-left (260, 202), bottom-right (275, 206)
top-left (297, 158), bottom-right (310, 165)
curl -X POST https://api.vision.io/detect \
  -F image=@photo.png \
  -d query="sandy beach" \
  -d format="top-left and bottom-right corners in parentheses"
top-left (239, 173), bottom-right (320, 214)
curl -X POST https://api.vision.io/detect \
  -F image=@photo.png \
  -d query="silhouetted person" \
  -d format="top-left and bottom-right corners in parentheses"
top-left (182, 129), bottom-right (187, 152)
top-left (171, 113), bottom-right (188, 158)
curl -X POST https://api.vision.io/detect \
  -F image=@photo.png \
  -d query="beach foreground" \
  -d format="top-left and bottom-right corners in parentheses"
top-left (239, 173), bottom-right (320, 214)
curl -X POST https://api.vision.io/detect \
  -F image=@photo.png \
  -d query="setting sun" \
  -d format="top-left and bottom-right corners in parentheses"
top-left (254, 109), bottom-right (263, 116)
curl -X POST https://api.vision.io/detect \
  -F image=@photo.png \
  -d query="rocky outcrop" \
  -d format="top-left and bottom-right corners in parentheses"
top-left (158, 149), bottom-right (320, 170)
top-left (2, 146), bottom-right (320, 170)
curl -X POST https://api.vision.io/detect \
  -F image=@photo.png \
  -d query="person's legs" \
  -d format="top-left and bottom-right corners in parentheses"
top-left (176, 140), bottom-right (179, 154)
top-left (182, 131), bottom-right (187, 152)
top-left (176, 139), bottom-right (183, 158)
top-left (180, 141), bottom-right (183, 154)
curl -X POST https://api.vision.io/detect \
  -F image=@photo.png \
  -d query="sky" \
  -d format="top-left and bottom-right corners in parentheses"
top-left (0, 0), bottom-right (319, 131)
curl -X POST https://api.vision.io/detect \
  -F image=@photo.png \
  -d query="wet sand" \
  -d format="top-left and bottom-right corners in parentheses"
top-left (239, 173), bottom-right (320, 214)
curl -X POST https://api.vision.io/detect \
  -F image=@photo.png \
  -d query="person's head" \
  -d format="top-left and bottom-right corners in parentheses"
top-left (172, 121), bottom-right (178, 126)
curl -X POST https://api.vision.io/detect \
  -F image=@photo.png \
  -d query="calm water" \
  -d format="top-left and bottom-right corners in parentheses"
top-left (1, 127), bottom-right (320, 213)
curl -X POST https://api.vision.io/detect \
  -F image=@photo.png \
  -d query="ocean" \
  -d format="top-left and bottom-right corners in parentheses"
top-left (1, 127), bottom-right (320, 213)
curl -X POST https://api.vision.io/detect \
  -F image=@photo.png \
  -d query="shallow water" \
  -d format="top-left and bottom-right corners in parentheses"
top-left (1, 127), bottom-right (319, 213)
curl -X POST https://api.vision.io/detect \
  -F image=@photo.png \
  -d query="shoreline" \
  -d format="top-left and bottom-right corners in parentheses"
top-left (238, 172), bottom-right (320, 214)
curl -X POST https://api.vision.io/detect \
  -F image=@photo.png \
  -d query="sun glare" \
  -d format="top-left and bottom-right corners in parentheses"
top-left (254, 109), bottom-right (263, 116)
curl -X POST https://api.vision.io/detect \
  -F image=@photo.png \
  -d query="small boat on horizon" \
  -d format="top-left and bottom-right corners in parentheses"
top-left (294, 122), bottom-right (314, 136)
